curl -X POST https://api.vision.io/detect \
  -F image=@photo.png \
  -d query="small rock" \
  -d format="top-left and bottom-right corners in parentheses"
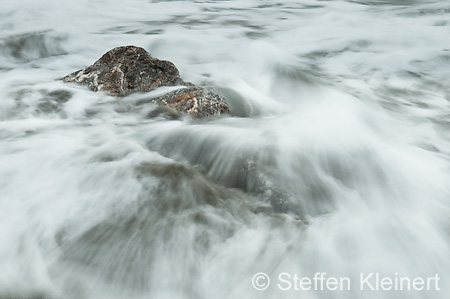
top-left (148, 87), bottom-right (230, 118)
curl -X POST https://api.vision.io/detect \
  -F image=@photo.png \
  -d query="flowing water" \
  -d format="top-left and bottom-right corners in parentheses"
top-left (1, 0), bottom-right (450, 298)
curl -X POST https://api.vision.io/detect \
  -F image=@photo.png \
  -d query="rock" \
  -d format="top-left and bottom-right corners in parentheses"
top-left (63, 45), bottom-right (230, 117)
top-left (63, 45), bottom-right (186, 96)
top-left (147, 87), bottom-right (230, 118)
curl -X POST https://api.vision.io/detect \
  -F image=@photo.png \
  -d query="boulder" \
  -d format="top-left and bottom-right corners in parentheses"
top-left (63, 46), bottom-right (185, 96)
top-left (63, 45), bottom-right (229, 117)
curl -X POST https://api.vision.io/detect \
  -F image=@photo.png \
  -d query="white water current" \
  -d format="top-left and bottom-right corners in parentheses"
top-left (0, 0), bottom-right (449, 298)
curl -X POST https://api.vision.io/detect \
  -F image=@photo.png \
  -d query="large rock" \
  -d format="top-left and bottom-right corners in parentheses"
top-left (63, 46), bottom-right (185, 96)
top-left (63, 46), bottom-right (229, 117)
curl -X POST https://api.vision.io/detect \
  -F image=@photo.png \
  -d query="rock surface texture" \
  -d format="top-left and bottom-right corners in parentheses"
top-left (63, 46), bottom-right (229, 117)
top-left (148, 87), bottom-right (230, 118)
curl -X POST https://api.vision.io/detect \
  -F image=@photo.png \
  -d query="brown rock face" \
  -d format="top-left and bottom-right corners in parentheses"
top-left (63, 46), bottom-right (229, 117)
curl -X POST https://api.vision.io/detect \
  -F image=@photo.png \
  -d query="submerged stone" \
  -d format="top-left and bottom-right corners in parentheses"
top-left (63, 45), bottom-right (229, 117)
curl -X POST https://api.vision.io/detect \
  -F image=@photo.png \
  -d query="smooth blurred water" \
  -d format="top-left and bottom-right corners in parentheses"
top-left (1, 0), bottom-right (450, 298)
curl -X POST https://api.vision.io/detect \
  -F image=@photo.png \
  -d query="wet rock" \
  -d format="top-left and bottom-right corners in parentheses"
top-left (63, 45), bottom-right (230, 117)
top-left (63, 46), bottom-right (186, 96)
top-left (146, 87), bottom-right (230, 118)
